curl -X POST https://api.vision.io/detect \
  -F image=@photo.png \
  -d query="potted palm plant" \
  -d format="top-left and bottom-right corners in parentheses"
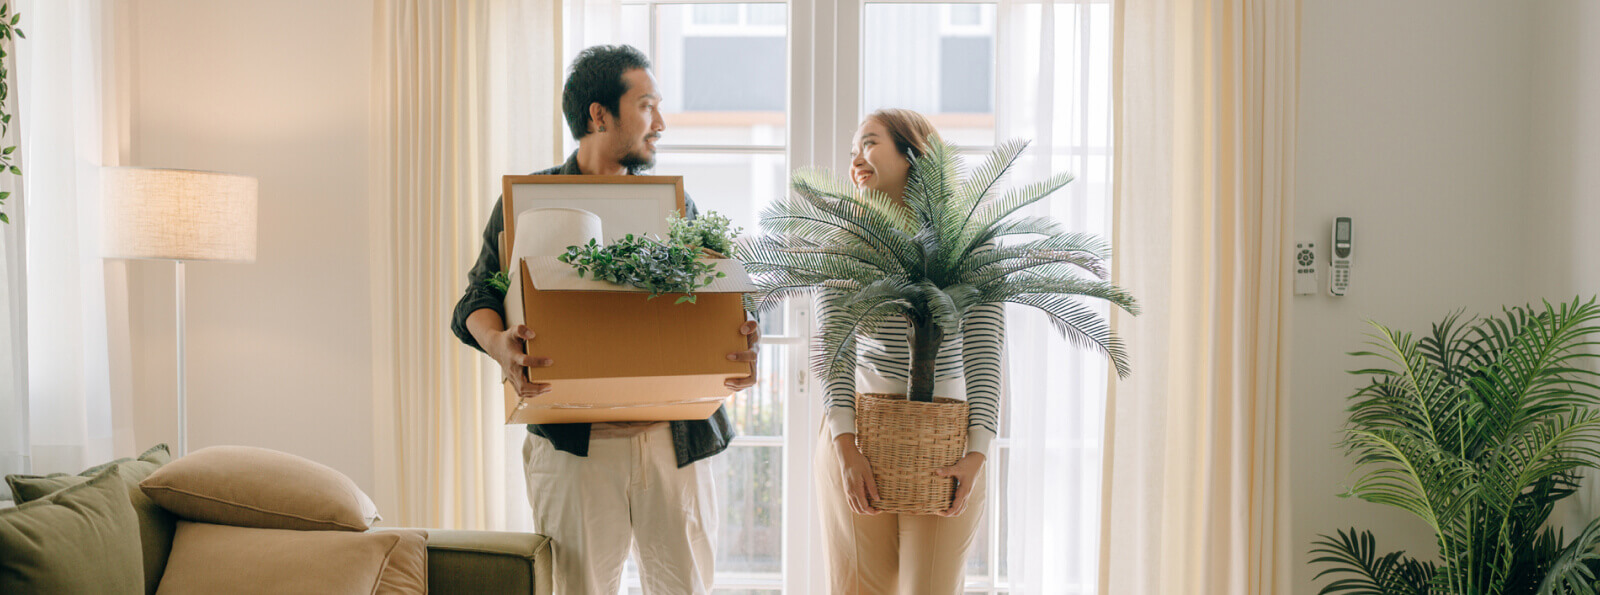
top-left (740, 138), bottom-right (1138, 513)
top-left (1311, 297), bottom-right (1600, 594)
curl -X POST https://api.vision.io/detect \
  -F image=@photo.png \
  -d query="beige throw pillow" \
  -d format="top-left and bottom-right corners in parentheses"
top-left (140, 445), bottom-right (380, 532)
top-left (154, 521), bottom-right (426, 595)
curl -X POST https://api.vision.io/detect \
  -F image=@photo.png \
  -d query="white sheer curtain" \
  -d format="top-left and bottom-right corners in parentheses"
top-left (1101, 0), bottom-right (1298, 592)
top-left (996, 1), bottom-right (1115, 592)
top-left (370, 0), bottom-right (557, 531)
top-left (0, 0), bottom-right (25, 483)
top-left (14, 0), bottom-right (135, 475)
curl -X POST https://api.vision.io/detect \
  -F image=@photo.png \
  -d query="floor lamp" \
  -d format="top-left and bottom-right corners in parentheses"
top-left (102, 168), bottom-right (257, 456)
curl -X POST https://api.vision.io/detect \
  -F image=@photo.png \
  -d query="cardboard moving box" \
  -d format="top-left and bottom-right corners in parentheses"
top-left (502, 256), bottom-right (756, 424)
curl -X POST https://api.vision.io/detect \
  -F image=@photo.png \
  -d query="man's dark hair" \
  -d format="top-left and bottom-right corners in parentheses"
top-left (562, 45), bottom-right (653, 141)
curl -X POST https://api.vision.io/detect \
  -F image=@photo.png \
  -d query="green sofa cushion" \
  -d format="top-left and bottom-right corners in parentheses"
top-left (6, 443), bottom-right (171, 501)
top-left (4, 444), bottom-right (175, 595)
top-left (0, 468), bottom-right (143, 594)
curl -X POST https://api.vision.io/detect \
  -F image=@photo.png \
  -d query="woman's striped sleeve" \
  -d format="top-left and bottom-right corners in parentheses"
top-left (817, 288), bottom-right (859, 441)
top-left (961, 302), bottom-right (1006, 456)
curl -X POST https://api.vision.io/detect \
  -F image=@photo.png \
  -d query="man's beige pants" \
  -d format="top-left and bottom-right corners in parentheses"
top-left (813, 427), bottom-right (988, 595)
top-left (522, 426), bottom-right (717, 595)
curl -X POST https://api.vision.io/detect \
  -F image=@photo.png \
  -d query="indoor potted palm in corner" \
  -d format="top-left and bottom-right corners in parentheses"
top-left (739, 138), bottom-right (1138, 513)
top-left (1311, 298), bottom-right (1600, 595)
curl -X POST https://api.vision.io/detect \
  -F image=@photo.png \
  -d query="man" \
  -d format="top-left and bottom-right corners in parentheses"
top-left (450, 45), bottom-right (758, 595)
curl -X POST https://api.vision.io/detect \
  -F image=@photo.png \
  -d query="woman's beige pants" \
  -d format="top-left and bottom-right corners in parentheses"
top-left (813, 426), bottom-right (988, 594)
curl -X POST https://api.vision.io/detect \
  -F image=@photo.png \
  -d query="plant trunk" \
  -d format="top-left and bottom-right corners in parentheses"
top-left (907, 315), bottom-right (943, 403)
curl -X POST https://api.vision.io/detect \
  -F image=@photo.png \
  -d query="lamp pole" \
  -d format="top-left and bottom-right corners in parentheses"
top-left (175, 259), bottom-right (187, 456)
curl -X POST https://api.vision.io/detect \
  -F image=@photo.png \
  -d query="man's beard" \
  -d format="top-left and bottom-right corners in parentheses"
top-left (618, 141), bottom-right (656, 174)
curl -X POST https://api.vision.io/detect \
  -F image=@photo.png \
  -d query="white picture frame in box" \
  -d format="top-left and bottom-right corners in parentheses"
top-left (500, 175), bottom-right (685, 271)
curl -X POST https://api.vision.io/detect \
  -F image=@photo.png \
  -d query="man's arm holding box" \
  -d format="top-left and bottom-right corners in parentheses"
top-left (451, 200), bottom-right (508, 353)
top-left (452, 199), bottom-right (554, 399)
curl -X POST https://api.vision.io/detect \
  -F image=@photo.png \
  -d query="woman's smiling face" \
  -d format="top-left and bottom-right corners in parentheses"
top-left (850, 117), bottom-right (910, 198)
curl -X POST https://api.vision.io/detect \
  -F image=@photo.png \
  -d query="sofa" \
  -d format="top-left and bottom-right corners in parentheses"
top-left (0, 444), bottom-right (552, 595)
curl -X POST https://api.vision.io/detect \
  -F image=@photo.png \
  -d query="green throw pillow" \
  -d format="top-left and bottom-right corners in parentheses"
top-left (6, 444), bottom-right (171, 502)
top-left (4, 444), bottom-right (175, 595)
top-left (0, 468), bottom-right (143, 594)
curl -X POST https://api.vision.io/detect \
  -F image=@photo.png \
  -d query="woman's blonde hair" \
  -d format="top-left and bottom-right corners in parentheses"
top-left (865, 108), bottom-right (940, 168)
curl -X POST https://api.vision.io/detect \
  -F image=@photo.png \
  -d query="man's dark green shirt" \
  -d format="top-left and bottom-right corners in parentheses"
top-left (449, 152), bottom-right (735, 468)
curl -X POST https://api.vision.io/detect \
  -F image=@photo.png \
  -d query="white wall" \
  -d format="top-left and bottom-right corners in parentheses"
top-left (1530, 1), bottom-right (1600, 535)
top-left (125, 0), bottom-right (376, 492)
top-left (1291, 1), bottom-right (1546, 592)
top-left (1530, 2), bottom-right (1600, 303)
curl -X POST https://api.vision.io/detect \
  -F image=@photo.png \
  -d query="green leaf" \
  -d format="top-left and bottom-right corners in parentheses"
top-left (8, 165), bottom-right (18, 176)
top-left (0, 211), bottom-right (9, 224)
top-left (3, 145), bottom-right (15, 155)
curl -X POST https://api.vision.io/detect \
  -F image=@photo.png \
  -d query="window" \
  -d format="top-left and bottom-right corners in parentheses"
top-left (862, 4), bottom-right (996, 144)
top-left (571, 3), bottom-right (795, 592)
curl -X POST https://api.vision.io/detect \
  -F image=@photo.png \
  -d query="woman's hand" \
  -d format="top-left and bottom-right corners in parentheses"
top-left (833, 433), bottom-right (881, 516)
top-left (935, 452), bottom-right (986, 517)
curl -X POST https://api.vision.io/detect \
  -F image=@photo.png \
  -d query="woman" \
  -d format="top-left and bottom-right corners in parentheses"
top-left (814, 108), bottom-right (1005, 594)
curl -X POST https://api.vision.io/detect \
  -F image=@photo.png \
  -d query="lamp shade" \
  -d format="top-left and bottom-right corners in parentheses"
top-left (102, 167), bottom-right (258, 262)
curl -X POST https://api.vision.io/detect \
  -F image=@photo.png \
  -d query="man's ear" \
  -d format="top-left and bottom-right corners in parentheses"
top-left (588, 102), bottom-right (608, 133)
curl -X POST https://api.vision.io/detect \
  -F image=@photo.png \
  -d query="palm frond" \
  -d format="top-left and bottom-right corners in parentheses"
top-left (954, 169), bottom-right (1076, 260)
top-left (959, 233), bottom-right (1114, 285)
top-left (900, 138), bottom-right (960, 239)
top-left (791, 167), bottom-right (917, 233)
top-left (941, 139), bottom-right (1029, 268)
top-left (978, 215), bottom-right (1069, 241)
top-left (1310, 529), bottom-right (1436, 595)
top-left (978, 276), bottom-right (1139, 316)
top-left (772, 173), bottom-right (924, 275)
top-left (813, 285), bottom-right (911, 382)
top-left (998, 292), bottom-right (1130, 378)
top-left (1538, 517), bottom-right (1600, 595)
top-left (908, 280), bottom-right (963, 338)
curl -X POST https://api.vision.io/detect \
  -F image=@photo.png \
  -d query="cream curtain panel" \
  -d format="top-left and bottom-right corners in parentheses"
top-left (371, 0), bottom-right (558, 530)
top-left (1101, 0), bottom-right (1297, 593)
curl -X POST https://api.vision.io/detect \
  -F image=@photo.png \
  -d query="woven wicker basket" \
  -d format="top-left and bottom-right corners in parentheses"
top-left (854, 392), bottom-right (969, 515)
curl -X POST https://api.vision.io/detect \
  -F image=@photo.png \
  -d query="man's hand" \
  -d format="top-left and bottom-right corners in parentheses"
top-left (935, 452), bottom-right (986, 517)
top-left (488, 323), bottom-right (554, 399)
top-left (725, 319), bottom-right (760, 391)
top-left (834, 433), bottom-right (881, 515)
